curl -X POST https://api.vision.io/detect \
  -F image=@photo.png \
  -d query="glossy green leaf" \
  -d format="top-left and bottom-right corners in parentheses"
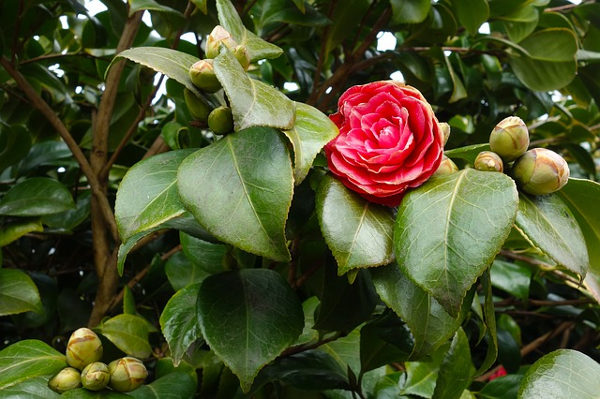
top-left (115, 47), bottom-right (201, 96)
top-left (515, 193), bottom-right (589, 277)
top-left (399, 345), bottom-right (448, 397)
top-left (0, 219), bottom-right (43, 247)
top-left (128, 0), bottom-right (181, 16)
top-left (479, 374), bottom-right (523, 399)
top-left (177, 127), bottom-right (293, 261)
top-left (319, 328), bottom-right (361, 376)
top-left (0, 268), bottom-right (43, 316)
top-left (395, 169), bottom-right (518, 316)
top-left (390, 0), bottom-right (431, 24)
top-left (180, 232), bottom-right (227, 275)
top-left (498, 5), bottom-right (538, 43)
top-left (62, 389), bottom-right (129, 398)
top-left (295, 296), bottom-right (319, 346)
top-left (98, 314), bottom-right (152, 358)
top-left (0, 178), bottom-right (75, 217)
top-left (128, 372), bottom-right (197, 399)
top-left (0, 340), bottom-right (66, 390)
top-left (197, 269), bottom-right (303, 391)
top-left (372, 265), bottom-right (461, 359)
top-left (453, 0), bottom-right (489, 35)
top-left (191, 0), bottom-right (207, 13)
top-left (0, 375), bottom-right (60, 398)
top-left (213, 50), bottom-right (295, 131)
top-left (323, 0), bottom-right (370, 54)
top-left (160, 284), bottom-right (203, 366)
top-left (433, 328), bottom-right (474, 399)
top-left (282, 102), bottom-right (338, 184)
top-left (0, 124), bottom-right (31, 172)
top-left (165, 251), bottom-right (210, 291)
top-left (216, 0), bottom-right (283, 61)
top-left (491, 260), bottom-right (531, 300)
top-left (316, 176), bottom-right (394, 275)
top-left (360, 312), bottom-right (413, 374)
top-left (477, 270), bottom-right (498, 375)
top-left (518, 349), bottom-right (600, 399)
top-left (41, 191), bottom-right (91, 232)
top-left (445, 143), bottom-right (491, 164)
top-left (445, 54), bottom-right (467, 103)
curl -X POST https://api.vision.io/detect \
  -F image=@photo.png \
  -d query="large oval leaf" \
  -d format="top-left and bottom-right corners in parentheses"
top-left (371, 265), bottom-right (461, 359)
top-left (128, 372), bottom-right (197, 399)
top-left (0, 340), bottom-right (66, 390)
top-left (0, 376), bottom-right (59, 398)
top-left (177, 127), bottom-right (293, 261)
top-left (395, 169), bottom-right (518, 316)
top-left (515, 193), bottom-right (589, 277)
top-left (180, 231), bottom-right (227, 275)
top-left (0, 268), bottom-right (43, 316)
top-left (316, 176), bottom-right (394, 275)
top-left (97, 314), bottom-right (152, 359)
top-left (165, 252), bottom-right (210, 291)
top-left (0, 177), bottom-right (74, 217)
top-left (432, 329), bottom-right (474, 399)
top-left (160, 284), bottom-right (203, 366)
top-left (518, 349), bottom-right (600, 399)
top-left (197, 269), bottom-right (304, 392)
top-left (213, 50), bottom-right (295, 131)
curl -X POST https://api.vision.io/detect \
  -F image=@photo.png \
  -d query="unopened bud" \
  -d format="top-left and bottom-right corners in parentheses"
top-left (66, 328), bottom-right (103, 369)
top-left (489, 116), bottom-right (529, 161)
top-left (189, 59), bottom-right (221, 93)
top-left (208, 106), bottom-right (234, 135)
top-left (48, 367), bottom-right (81, 393)
top-left (439, 122), bottom-right (450, 146)
top-left (433, 155), bottom-right (459, 177)
top-left (108, 357), bottom-right (148, 392)
top-left (81, 362), bottom-right (110, 391)
top-left (184, 89), bottom-right (211, 121)
top-left (205, 25), bottom-right (238, 59)
top-left (474, 151), bottom-right (504, 173)
top-left (512, 148), bottom-right (570, 195)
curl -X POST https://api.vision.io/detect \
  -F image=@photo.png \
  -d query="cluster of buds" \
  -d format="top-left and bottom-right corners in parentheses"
top-left (432, 116), bottom-right (570, 196)
top-left (48, 328), bottom-right (148, 394)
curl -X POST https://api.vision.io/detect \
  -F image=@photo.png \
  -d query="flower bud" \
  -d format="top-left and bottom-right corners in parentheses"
top-left (81, 362), bottom-right (110, 391)
top-left (183, 89), bottom-right (211, 121)
top-left (433, 155), bottom-right (458, 177)
top-left (439, 122), bottom-right (450, 146)
top-left (108, 357), bottom-right (148, 392)
top-left (66, 328), bottom-right (103, 369)
top-left (189, 59), bottom-right (221, 93)
top-left (512, 148), bottom-right (569, 195)
top-left (232, 44), bottom-right (251, 70)
top-left (48, 367), bottom-right (81, 393)
top-left (474, 151), bottom-right (504, 173)
top-left (489, 116), bottom-right (529, 161)
top-left (205, 25), bottom-right (238, 59)
top-left (208, 106), bottom-right (234, 135)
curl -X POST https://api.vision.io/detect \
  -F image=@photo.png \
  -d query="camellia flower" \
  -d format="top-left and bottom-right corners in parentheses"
top-left (324, 81), bottom-right (444, 206)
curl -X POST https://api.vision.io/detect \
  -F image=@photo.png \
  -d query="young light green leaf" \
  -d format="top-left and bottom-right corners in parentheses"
top-left (0, 340), bottom-right (66, 390)
top-left (515, 193), bottom-right (589, 277)
top-left (160, 284), bottom-right (203, 366)
top-left (395, 169), bottom-right (518, 316)
top-left (213, 50), bottom-right (295, 131)
top-left (452, 0), bottom-right (489, 35)
top-left (432, 328), bottom-right (474, 399)
top-left (127, 372), bottom-right (197, 399)
top-left (0, 219), bottom-right (43, 247)
top-left (114, 47), bottom-right (201, 96)
top-left (128, 0), bottom-right (182, 16)
top-left (97, 314), bottom-right (152, 359)
top-left (0, 178), bottom-right (75, 217)
top-left (371, 265), bottom-right (461, 359)
top-left (282, 102), bottom-right (338, 184)
top-left (0, 268), bottom-right (43, 316)
top-left (445, 143), bottom-right (491, 164)
top-left (197, 269), bottom-right (304, 392)
top-left (177, 127), bottom-right (293, 261)
top-left (216, 0), bottom-right (283, 61)
top-left (518, 349), bottom-right (600, 399)
top-left (316, 176), bottom-right (394, 275)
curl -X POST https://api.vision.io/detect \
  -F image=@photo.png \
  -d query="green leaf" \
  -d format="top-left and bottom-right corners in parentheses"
top-left (0, 340), bottom-right (66, 390)
top-left (452, 0), bottom-right (489, 35)
top-left (128, 0), bottom-right (182, 16)
top-left (0, 178), bottom-right (75, 217)
top-left (518, 349), bottom-right (600, 399)
top-left (41, 191), bottom-right (91, 232)
top-left (114, 47), bottom-right (201, 96)
top-left (399, 345), bottom-right (448, 397)
top-left (445, 143), bottom-right (491, 164)
top-left (499, 5), bottom-right (538, 43)
top-left (476, 270), bottom-right (498, 375)
top-left (323, 0), bottom-right (370, 55)
top-left (98, 314), bottom-right (152, 358)
top-left (432, 328), bottom-right (474, 399)
top-left (282, 102), bottom-right (338, 184)
top-left (115, 149), bottom-right (196, 242)
top-left (128, 372), bottom-right (197, 399)
top-left (445, 54), bottom-right (467, 103)
top-left (371, 265), bottom-right (461, 359)
top-left (0, 219), bottom-right (43, 247)
top-left (479, 374), bottom-right (523, 399)
top-left (319, 328), bottom-right (361, 376)
top-left (191, 0), bottom-right (207, 13)
top-left (62, 389), bottom-right (129, 398)
top-left (216, 0), bottom-right (283, 61)
top-left (180, 232), bottom-right (227, 275)
top-left (390, 0), bottom-right (431, 24)
top-left (515, 193), bottom-right (589, 277)
top-left (491, 260), bottom-right (531, 300)
top-left (0, 376), bottom-right (60, 398)
top-left (196, 269), bottom-right (304, 392)
top-left (0, 124), bottom-right (31, 172)
top-left (160, 284), bottom-right (203, 366)
top-left (177, 127), bottom-right (293, 261)
top-left (165, 251), bottom-right (210, 291)
top-left (360, 312), bottom-right (413, 374)
top-left (213, 50), bottom-right (295, 131)
top-left (0, 268), bottom-right (43, 316)
top-left (316, 176), bottom-right (394, 275)
top-left (395, 169), bottom-right (518, 316)
top-left (295, 296), bottom-right (320, 346)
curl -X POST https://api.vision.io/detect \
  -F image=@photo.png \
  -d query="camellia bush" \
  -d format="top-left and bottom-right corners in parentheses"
top-left (1, 0), bottom-right (600, 398)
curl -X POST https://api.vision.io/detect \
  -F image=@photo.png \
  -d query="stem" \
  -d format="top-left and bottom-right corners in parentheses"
top-left (280, 332), bottom-right (344, 357)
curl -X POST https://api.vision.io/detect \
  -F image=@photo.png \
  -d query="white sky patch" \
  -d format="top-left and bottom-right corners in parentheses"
top-left (551, 90), bottom-right (563, 102)
top-left (180, 32), bottom-right (197, 45)
top-left (568, 0), bottom-right (581, 4)
top-left (57, 167), bottom-right (66, 173)
top-left (443, 50), bottom-right (451, 56)
top-left (142, 11), bottom-right (152, 26)
top-left (283, 82), bottom-right (299, 91)
top-left (152, 74), bottom-right (168, 105)
top-left (478, 22), bottom-right (490, 34)
top-left (390, 71), bottom-right (404, 82)
top-left (377, 32), bottom-right (397, 51)
top-left (84, 0), bottom-right (107, 15)
top-left (59, 15), bottom-right (68, 29)
top-left (49, 63), bottom-right (65, 77)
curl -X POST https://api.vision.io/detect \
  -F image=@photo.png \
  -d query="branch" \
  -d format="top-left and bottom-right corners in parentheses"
top-left (280, 332), bottom-right (344, 357)
top-left (0, 57), bottom-right (118, 241)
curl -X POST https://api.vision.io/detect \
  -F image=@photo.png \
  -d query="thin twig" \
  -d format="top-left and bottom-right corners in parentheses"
top-left (280, 332), bottom-right (344, 357)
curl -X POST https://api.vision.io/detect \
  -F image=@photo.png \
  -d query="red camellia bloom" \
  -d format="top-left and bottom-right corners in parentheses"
top-left (325, 81), bottom-right (444, 206)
